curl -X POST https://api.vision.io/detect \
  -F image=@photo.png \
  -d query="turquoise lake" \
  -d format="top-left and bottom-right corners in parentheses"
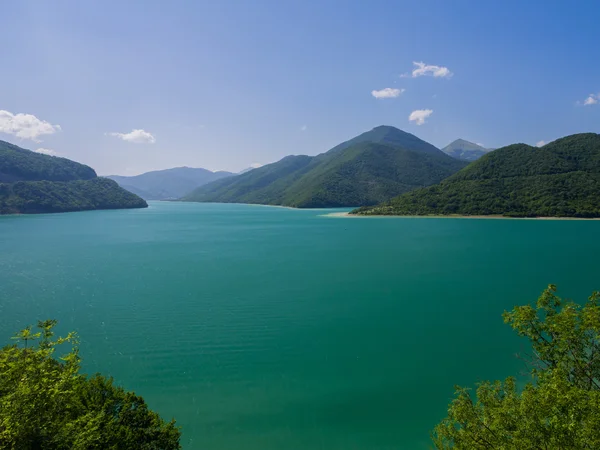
top-left (1, 201), bottom-right (599, 449)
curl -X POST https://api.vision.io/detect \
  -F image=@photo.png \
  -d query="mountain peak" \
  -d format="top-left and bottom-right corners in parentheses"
top-left (442, 139), bottom-right (490, 162)
top-left (446, 138), bottom-right (486, 149)
top-left (327, 125), bottom-right (442, 155)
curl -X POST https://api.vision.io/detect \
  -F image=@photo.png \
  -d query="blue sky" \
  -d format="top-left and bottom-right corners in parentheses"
top-left (1, 0), bottom-right (599, 175)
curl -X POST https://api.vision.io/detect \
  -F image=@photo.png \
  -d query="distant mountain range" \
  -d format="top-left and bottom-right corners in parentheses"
top-left (0, 140), bottom-right (147, 214)
top-left (442, 139), bottom-right (492, 161)
top-left (354, 133), bottom-right (600, 218)
top-left (108, 167), bottom-right (234, 200)
top-left (182, 126), bottom-right (468, 208)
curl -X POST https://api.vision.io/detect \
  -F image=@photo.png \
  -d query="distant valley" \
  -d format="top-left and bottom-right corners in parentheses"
top-left (107, 167), bottom-right (235, 200)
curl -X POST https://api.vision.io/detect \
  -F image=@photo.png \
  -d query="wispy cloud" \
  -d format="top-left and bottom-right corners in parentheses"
top-left (583, 94), bottom-right (599, 106)
top-left (0, 110), bottom-right (61, 142)
top-left (250, 163), bottom-right (262, 168)
top-left (402, 62), bottom-right (453, 78)
top-left (108, 129), bottom-right (156, 144)
top-left (371, 88), bottom-right (405, 99)
top-left (408, 109), bottom-right (433, 125)
top-left (35, 148), bottom-right (58, 156)
top-left (300, 125), bottom-right (307, 131)
top-left (536, 140), bottom-right (546, 147)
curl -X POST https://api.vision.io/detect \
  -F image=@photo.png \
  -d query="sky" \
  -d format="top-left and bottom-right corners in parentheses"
top-left (1, 0), bottom-right (599, 175)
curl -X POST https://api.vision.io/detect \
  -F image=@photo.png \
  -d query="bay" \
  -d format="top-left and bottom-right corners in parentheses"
top-left (1, 201), bottom-right (599, 449)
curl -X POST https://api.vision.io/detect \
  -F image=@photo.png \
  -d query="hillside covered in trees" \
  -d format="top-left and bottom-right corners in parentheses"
top-left (0, 140), bottom-right (147, 214)
top-left (354, 133), bottom-right (600, 218)
top-left (183, 126), bottom-right (467, 208)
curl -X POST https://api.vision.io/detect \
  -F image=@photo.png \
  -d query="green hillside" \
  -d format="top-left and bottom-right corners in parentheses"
top-left (0, 140), bottom-right (147, 214)
top-left (107, 167), bottom-right (234, 200)
top-left (442, 139), bottom-right (491, 161)
top-left (353, 133), bottom-right (600, 218)
top-left (183, 126), bottom-right (467, 208)
top-left (0, 140), bottom-right (96, 182)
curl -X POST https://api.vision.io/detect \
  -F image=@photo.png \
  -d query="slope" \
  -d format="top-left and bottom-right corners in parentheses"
top-left (353, 133), bottom-right (600, 218)
top-left (183, 126), bottom-right (468, 208)
top-left (442, 139), bottom-right (491, 161)
top-left (0, 140), bottom-right (147, 214)
top-left (107, 167), bottom-right (234, 200)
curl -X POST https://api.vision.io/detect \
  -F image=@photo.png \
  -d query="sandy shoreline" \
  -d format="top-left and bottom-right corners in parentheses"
top-left (321, 212), bottom-right (600, 220)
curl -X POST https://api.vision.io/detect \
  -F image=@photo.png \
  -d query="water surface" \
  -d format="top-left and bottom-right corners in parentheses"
top-left (1, 202), bottom-right (599, 449)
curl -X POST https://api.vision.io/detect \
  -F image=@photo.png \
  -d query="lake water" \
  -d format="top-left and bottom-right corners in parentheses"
top-left (1, 202), bottom-right (599, 449)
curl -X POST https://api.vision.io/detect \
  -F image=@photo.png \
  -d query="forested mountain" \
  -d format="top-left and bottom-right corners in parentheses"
top-left (354, 133), bottom-right (600, 218)
top-left (107, 167), bottom-right (234, 200)
top-left (0, 140), bottom-right (147, 214)
top-left (183, 126), bottom-right (467, 208)
top-left (442, 139), bottom-right (491, 161)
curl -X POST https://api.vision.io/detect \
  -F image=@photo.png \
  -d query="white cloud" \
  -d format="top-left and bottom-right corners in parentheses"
top-left (0, 110), bottom-right (61, 142)
top-left (408, 109), bottom-right (433, 125)
top-left (300, 125), bottom-right (307, 131)
top-left (403, 61), bottom-right (453, 78)
top-left (371, 88), bottom-right (405, 99)
top-left (35, 148), bottom-right (58, 156)
top-left (583, 94), bottom-right (599, 106)
top-left (536, 140), bottom-right (546, 147)
top-left (108, 129), bottom-right (156, 144)
top-left (250, 163), bottom-right (262, 168)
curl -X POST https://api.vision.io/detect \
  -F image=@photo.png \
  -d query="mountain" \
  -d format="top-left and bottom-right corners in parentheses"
top-left (107, 167), bottom-right (234, 200)
top-left (182, 126), bottom-right (468, 208)
top-left (238, 165), bottom-right (263, 174)
top-left (442, 139), bottom-right (491, 161)
top-left (353, 133), bottom-right (600, 218)
top-left (0, 140), bottom-right (147, 214)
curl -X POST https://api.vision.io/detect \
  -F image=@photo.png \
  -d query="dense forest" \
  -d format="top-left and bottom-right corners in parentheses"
top-left (0, 140), bottom-right (147, 214)
top-left (183, 126), bottom-right (467, 207)
top-left (354, 133), bottom-right (600, 217)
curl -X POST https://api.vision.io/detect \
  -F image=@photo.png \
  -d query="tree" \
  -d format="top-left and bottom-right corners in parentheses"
top-left (432, 285), bottom-right (600, 449)
top-left (0, 320), bottom-right (181, 449)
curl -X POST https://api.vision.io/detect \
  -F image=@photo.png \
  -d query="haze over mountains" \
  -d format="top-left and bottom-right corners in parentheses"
top-left (355, 133), bottom-right (600, 218)
top-left (442, 139), bottom-right (492, 161)
top-left (108, 167), bottom-right (234, 200)
top-left (0, 140), bottom-right (147, 214)
top-left (182, 126), bottom-right (468, 208)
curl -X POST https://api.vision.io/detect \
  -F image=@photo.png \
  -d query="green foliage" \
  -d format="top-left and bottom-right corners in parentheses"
top-left (0, 178), bottom-right (148, 214)
top-left (0, 140), bottom-right (96, 182)
top-left (183, 126), bottom-right (467, 207)
top-left (355, 133), bottom-right (600, 217)
top-left (432, 285), bottom-right (600, 449)
top-left (0, 320), bottom-right (181, 449)
top-left (0, 139), bottom-right (147, 214)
